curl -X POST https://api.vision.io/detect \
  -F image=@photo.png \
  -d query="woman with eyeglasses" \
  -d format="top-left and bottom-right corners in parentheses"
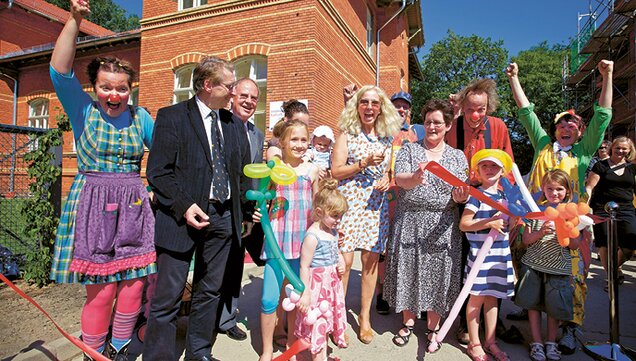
top-left (383, 99), bottom-right (469, 351)
top-left (331, 85), bottom-right (402, 344)
top-left (586, 136), bottom-right (636, 289)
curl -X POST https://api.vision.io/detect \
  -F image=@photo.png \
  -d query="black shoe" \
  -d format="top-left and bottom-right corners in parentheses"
top-left (220, 325), bottom-right (247, 341)
top-left (506, 308), bottom-right (529, 321)
top-left (496, 324), bottom-right (524, 344)
top-left (455, 326), bottom-right (469, 345)
top-left (103, 341), bottom-right (130, 361)
top-left (185, 356), bottom-right (221, 361)
top-left (375, 293), bottom-right (390, 315)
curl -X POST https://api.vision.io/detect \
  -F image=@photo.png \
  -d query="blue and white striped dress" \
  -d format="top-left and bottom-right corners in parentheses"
top-left (464, 190), bottom-right (514, 298)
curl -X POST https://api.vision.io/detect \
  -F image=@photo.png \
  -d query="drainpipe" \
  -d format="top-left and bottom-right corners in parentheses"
top-left (1, 72), bottom-right (18, 192)
top-left (376, 0), bottom-right (408, 87)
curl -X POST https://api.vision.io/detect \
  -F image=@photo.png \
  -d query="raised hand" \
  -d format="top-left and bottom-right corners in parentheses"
top-left (71, 0), bottom-right (91, 17)
top-left (598, 59), bottom-right (614, 77)
top-left (505, 62), bottom-right (519, 78)
top-left (343, 83), bottom-right (358, 105)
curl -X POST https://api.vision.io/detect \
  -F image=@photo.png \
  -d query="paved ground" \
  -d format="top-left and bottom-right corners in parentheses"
top-left (10, 253), bottom-right (636, 361)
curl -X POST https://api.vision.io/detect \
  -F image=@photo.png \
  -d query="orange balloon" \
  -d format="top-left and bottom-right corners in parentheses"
top-left (556, 204), bottom-right (569, 219)
top-left (564, 221), bottom-right (574, 230)
top-left (577, 202), bottom-right (590, 215)
top-left (570, 217), bottom-right (580, 227)
top-left (564, 203), bottom-right (579, 218)
top-left (545, 207), bottom-right (559, 220)
top-left (570, 228), bottom-right (580, 239)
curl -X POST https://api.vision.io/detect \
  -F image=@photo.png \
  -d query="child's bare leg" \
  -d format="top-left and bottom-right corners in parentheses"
top-left (528, 310), bottom-right (543, 343)
top-left (546, 315), bottom-right (560, 343)
top-left (467, 295), bottom-right (486, 356)
top-left (259, 312), bottom-right (277, 361)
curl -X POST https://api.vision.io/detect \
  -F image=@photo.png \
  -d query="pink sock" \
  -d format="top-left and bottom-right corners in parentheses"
top-left (111, 279), bottom-right (144, 345)
top-left (81, 283), bottom-right (117, 351)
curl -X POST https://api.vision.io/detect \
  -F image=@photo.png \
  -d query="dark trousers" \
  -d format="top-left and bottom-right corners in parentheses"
top-left (217, 241), bottom-right (245, 331)
top-left (218, 223), bottom-right (265, 330)
top-left (144, 201), bottom-right (233, 361)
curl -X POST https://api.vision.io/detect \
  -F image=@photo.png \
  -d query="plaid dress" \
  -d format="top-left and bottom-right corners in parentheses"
top-left (261, 175), bottom-right (313, 260)
top-left (50, 103), bottom-right (156, 284)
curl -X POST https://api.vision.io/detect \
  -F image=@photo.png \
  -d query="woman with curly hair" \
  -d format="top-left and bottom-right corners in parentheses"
top-left (331, 85), bottom-right (402, 344)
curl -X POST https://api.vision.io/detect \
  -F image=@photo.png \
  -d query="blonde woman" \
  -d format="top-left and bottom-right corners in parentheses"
top-left (331, 85), bottom-right (402, 344)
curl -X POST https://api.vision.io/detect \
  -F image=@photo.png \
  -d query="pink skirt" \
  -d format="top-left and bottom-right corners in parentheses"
top-left (294, 264), bottom-right (348, 354)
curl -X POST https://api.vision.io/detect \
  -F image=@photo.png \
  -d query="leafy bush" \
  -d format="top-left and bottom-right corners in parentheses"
top-left (20, 112), bottom-right (70, 286)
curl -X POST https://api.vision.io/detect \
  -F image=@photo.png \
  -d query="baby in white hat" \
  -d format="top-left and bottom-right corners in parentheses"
top-left (306, 125), bottom-right (335, 178)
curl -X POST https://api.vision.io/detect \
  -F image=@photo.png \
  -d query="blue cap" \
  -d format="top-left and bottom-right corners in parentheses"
top-left (390, 91), bottom-right (412, 105)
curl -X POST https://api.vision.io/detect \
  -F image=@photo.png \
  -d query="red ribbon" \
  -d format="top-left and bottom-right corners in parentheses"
top-left (0, 274), bottom-right (110, 361)
top-left (272, 338), bottom-right (311, 361)
top-left (421, 161), bottom-right (604, 223)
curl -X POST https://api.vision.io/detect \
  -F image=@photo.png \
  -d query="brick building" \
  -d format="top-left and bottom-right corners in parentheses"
top-left (0, 0), bottom-right (424, 197)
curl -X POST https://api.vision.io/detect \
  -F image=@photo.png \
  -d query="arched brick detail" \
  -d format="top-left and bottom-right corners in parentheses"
top-left (226, 43), bottom-right (271, 62)
top-left (170, 52), bottom-right (207, 70)
top-left (25, 91), bottom-right (52, 102)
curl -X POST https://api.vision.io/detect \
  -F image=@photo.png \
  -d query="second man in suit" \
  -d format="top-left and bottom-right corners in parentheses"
top-left (217, 77), bottom-right (265, 341)
top-left (144, 56), bottom-right (251, 361)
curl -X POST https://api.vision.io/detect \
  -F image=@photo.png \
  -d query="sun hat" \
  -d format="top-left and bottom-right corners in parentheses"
top-left (553, 109), bottom-right (578, 124)
top-left (390, 91), bottom-right (412, 105)
top-left (471, 149), bottom-right (513, 174)
top-left (311, 125), bottom-right (335, 143)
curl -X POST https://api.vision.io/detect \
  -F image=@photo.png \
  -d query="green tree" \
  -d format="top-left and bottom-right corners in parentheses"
top-left (503, 42), bottom-right (568, 173)
top-left (411, 30), bottom-right (510, 120)
top-left (46, 0), bottom-right (140, 32)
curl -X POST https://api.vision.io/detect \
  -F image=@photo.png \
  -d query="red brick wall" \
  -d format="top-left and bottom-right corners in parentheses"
top-left (0, 5), bottom-right (64, 56)
top-left (139, 0), bottom-right (409, 138)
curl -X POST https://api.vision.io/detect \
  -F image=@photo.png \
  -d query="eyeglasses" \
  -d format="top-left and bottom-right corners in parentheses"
top-left (218, 81), bottom-right (235, 92)
top-left (359, 99), bottom-right (381, 108)
top-left (423, 121), bottom-right (446, 128)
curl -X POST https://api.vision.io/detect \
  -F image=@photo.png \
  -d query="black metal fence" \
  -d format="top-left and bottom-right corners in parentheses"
top-left (0, 124), bottom-right (50, 256)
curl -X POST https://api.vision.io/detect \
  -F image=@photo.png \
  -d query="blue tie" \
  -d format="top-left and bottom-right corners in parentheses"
top-left (210, 111), bottom-right (229, 200)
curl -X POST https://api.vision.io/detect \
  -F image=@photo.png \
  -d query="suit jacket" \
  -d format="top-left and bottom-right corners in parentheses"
top-left (245, 121), bottom-right (265, 189)
top-left (147, 96), bottom-right (251, 252)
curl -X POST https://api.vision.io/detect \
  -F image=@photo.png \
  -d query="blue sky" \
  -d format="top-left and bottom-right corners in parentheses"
top-left (114, 0), bottom-right (606, 58)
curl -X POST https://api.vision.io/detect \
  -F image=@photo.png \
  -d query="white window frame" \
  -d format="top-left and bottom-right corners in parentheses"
top-left (27, 98), bottom-right (49, 150)
top-left (233, 57), bottom-right (267, 133)
top-left (173, 65), bottom-right (196, 104)
top-left (366, 6), bottom-right (375, 56)
top-left (178, 0), bottom-right (208, 11)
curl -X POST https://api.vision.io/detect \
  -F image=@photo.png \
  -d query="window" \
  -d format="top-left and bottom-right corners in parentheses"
top-left (28, 98), bottom-right (49, 129)
top-left (179, 0), bottom-right (207, 10)
top-left (366, 6), bottom-right (375, 56)
top-left (129, 87), bottom-right (139, 106)
top-left (234, 57), bottom-right (267, 132)
top-left (28, 98), bottom-right (49, 150)
top-left (174, 65), bottom-right (195, 104)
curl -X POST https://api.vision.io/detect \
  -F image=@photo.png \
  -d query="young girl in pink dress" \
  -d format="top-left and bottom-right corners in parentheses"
top-left (295, 178), bottom-right (349, 361)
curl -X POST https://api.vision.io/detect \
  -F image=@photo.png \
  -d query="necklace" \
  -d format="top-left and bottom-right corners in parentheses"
top-left (423, 141), bottom-right (445, 153)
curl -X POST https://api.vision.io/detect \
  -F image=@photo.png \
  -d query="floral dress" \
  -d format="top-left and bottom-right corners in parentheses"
top-left (338, 132), bottom-right (391, 253)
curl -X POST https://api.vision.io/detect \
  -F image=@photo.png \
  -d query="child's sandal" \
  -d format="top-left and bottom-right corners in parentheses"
top-left (392, 323), bottom-right (414, 347)
top-left (484, 342), bottom-right (510, 361)
top-left (467, 343), bottom-right (491, 361)
top-left (426, 328), bottom-right (442, 353)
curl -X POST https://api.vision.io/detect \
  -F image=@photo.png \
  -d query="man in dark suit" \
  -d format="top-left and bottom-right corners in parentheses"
top-left (216, 77), bottom-right (264, 342)
top-left (144, 56), bottom-right (250, 361)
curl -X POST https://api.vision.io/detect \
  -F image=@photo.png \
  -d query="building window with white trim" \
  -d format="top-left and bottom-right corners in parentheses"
top-left (28, 98), bottom-right (49, 150)
top-left (234, 57), bottom-right (267, 133)
top-left (174, 65), bottom-right (195, 104)
top-left (366, 6), bottom-right (375, 56)
top-left (179, 0), bottom-right (208, 10)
